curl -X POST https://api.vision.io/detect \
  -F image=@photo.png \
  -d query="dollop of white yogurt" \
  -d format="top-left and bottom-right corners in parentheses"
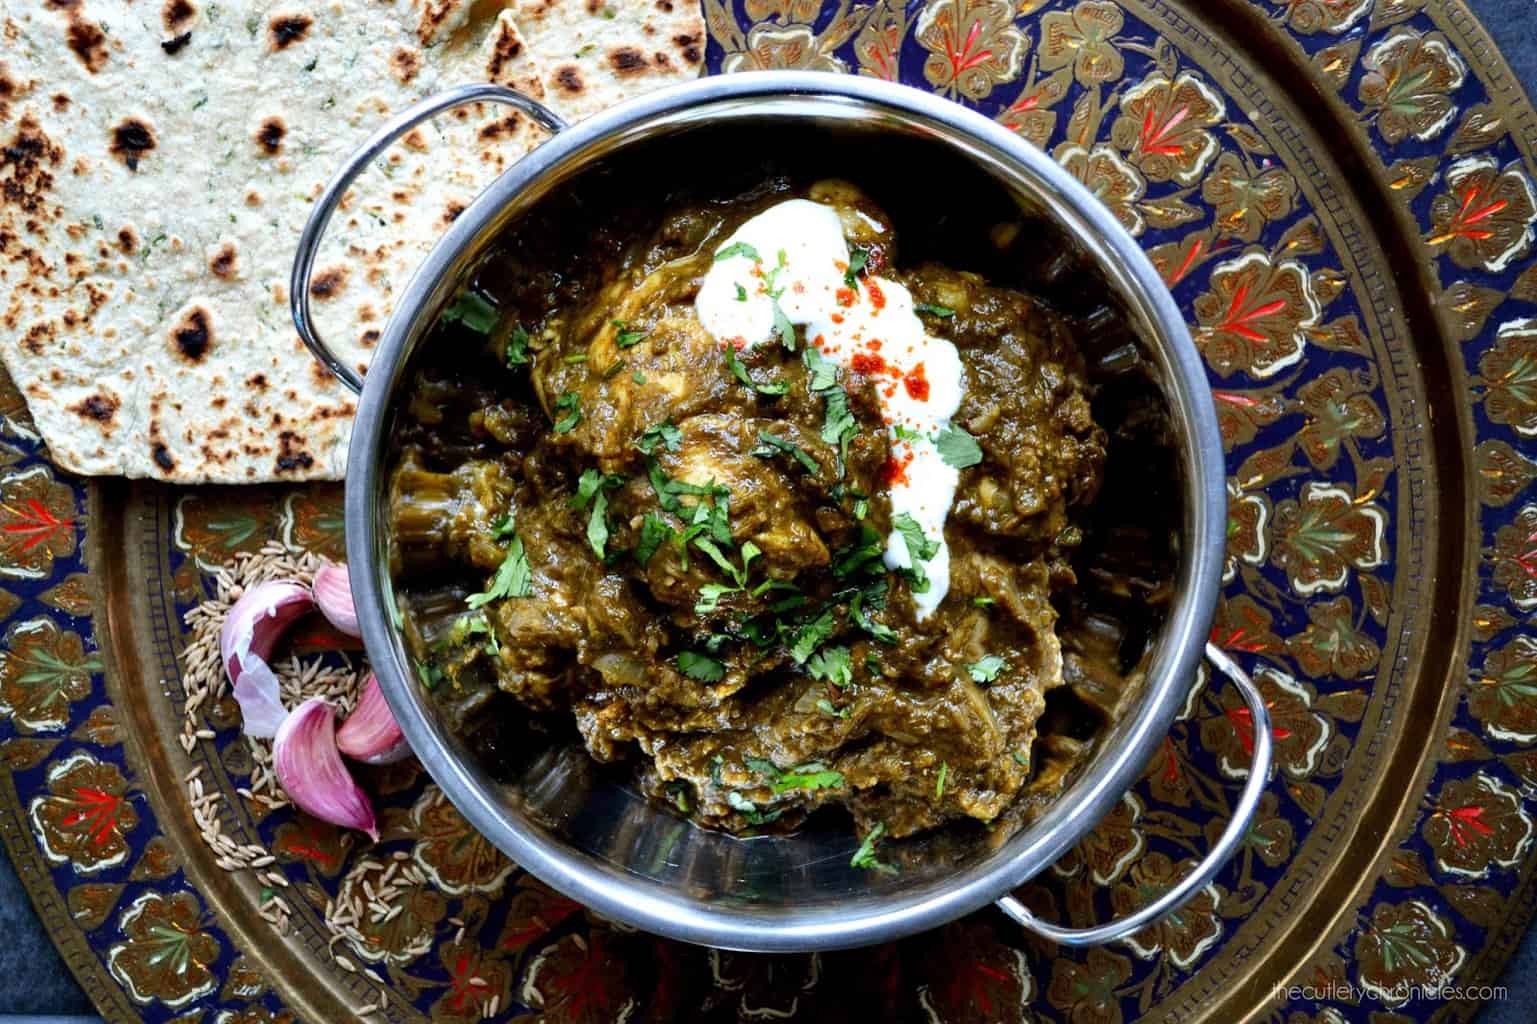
top-left (694, 198), bottom-right (967, 619)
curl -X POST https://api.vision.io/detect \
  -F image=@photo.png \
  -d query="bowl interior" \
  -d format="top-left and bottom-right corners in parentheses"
top-left (348, 75), bottom-right (1225, 951)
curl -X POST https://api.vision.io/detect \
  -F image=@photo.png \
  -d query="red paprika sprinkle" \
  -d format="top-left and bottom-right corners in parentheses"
top-left (881, 450), bottom-right (914, 486)
top-left (867, 280), bottom-right (886, 310)
top-left (850, 351), bottom-right (886, 376)
top-left (836, 287), bottom-right (857, 307)
top-left (904, 362), bottom-right (930, 401)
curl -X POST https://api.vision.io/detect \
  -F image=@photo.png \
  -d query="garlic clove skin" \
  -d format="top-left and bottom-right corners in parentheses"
top-left (220, 581), bottom-right (314, 685)
top-left (337, 673), bottom-right (411, 765)
top-left (232, 655), bottom-right (288, 739)
top-left (273, 697), bottom-right (379, 840)
top-left (312, 562), bottom-right (361, 638)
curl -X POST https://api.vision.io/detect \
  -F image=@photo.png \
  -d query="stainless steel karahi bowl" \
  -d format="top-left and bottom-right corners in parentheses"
top-left (292, 72), bottom-right (1270, 953)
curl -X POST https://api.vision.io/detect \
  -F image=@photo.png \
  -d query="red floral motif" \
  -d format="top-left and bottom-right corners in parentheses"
top-left (28, 751), bottom-right (138, 873)
top-left (1210, 593), bottom-right (1283, 658)
top-left (271, 819), bottom-right (351, 877)
top-left (913, 921), bottom-right (1032, 1023)
top-left (1109, 71), bottom-right (1226, 185)
top-left (854, 0), bottom-right (906, 82)
top-left (1488, 503), bottom-right (1537, 610)
top-left (1271, 481), bottom-right (1388, 595)
top-left (520, 932), bottom-right (636, 1024)
top-left (1199, 666), bottom-right (1330, 780)
top-left (281, 488), bottom-right (346, 560)
top-left (915, 0), bottom-right (1028, 101)
top-left (1426, 156), bottom-right (1537, 272)
top-left (0, 465), bottom-right (77, 579)
top-left (1194, 251), bottom-right (1320, 379)
top-left (1422, 772), bottom-right (1533, 879)
top-left (498, 878), bottom-right (583, 952)
top-left (431, 939), bottom-right (513, 1021)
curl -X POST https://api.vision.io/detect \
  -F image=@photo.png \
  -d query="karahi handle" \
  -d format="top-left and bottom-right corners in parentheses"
top-left (994, 643), bottom-right (1271, 947)
top-left (290, 84), bottom-right (567, 394)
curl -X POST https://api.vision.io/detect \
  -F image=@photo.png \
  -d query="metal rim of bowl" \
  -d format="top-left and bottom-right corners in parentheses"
top-left (340, 71), bottom-right (1228, 952)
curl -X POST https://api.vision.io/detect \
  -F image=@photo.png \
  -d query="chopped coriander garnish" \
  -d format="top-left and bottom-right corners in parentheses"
top-left (853, 497), bottom-right (869, 520)
top-left (865, 651), bottom-right (882, 676)
top-left (802, 347), bottom-right (840, 391)
top-left (1011, 750), bottom-right (1029, 767)
top-left (466, 534), bottom-right (532, 608)
top-left (666, 782), bottom-right (691, 813)
top-left (806, 645), bottom-right (853, 687)
top-left (725, 346), bottom-right (788, 396)
top-left (816, 698), bottom-right (849, 719)
top-left (936, 761), bottom-right (948, 798)
top-left (442, 289), bottom-right (497, 334)
top-left (967, 655), bottom-right (1007, 684)
top-left (891, 513), bottom-right (939, 593)
top-left (635, 513), bottom-right (676, 564)
top-left (416, 661), bottom-right (443, 690)
top-left (819, 388), bottom-right (858, 467)
top-left (936, 424), bottom-right (983, 469)
top-left (753, 430), bottom-right (820, 475)
top-left (851, 582), bottom-right (898, 644)
top-left (491, 513), bottom-right (517, 539)
top-left (552, 392), bottom-right (582, 432)
top-left (632, 370), bottom-right (647, 385)
top-left (725, 790), bottom-right (782, 825)
top-left (568, 469), bottom-right (623, 510)
top-left (612, 319), bottom-right (650, 348)
top-left (694, 582), bottom-right (738, 615)
top-left (892, 424), bottom-right (927, 443)
top-left (602, 360), bottom-right (627, 379)
top-left (914, 302), bottom-right (956, 318)
top-left (746, 757), bottom-right (845, 794)
top-left (851, 822), bottom-right (897, 874)
top-left (585, 489), bottom-right (611, 557)
top-left (505, 325), bottom-right (531, 366)
top-left (715, 241), bottom-right (761, 263)
top-left (790, 606), bottom-right (838, 664)
top-left (677, 650), bottom-right (725, 682)
top-left (844, 246), bottom-right (870, 288)
top-left (563, 352), bottom-right (588, 364)
top-left (634, 420), bottom-right (683, 455)
top-left (771, 299), bottom-right (797, 351)
top-left (973, 596), bottom-right (997, 607)
top-left (734, 283), bottom-right (748, 302)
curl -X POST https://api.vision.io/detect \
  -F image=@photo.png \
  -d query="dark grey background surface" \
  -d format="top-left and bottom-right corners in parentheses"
top-left (1, 1), bottom-right (1533, 1019)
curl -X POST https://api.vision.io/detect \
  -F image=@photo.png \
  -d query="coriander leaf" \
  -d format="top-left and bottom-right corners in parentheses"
top-left (864, 651), bottom-right (882, 676)
top-left (816, 699), bottom-right (849, 719)
top-left (806, 645), bottom-right (853, 687)
top-left (802, 347), bottom-right (840, 392)
top-left (725, 790), bottom-right (783, 825)
top-left (442, 289), bottom-right (497, 334)
top-left (632, 370), bottom-right (647, 385)
top-left (753, 430), bottom-right (820, 476)
top-left (853, 496), bottom-right (869, 520)
top-left (967, 655), bottom-right (1007, 684)
top-left (695, 582), bottom-right (738, 615)
top-left (602, 360), bottom-right (627, 379)
top-left (634, 420), bottom-right (683, 455)
top-left (569, 468), bottom-right (623, 510)
top-left (726, 346), bottom-right (788, 396)
top-left (790, 607), bottom-right (838, 665)
top-left (820, 387), bottom-right (859, 465)
top-left (734, 283), bottom-right (748, 302)
top-left (851, 583), bottom-right (898, 644)
top-left (850, 822), bottom-right (897, 874)
top-left (611, 319), bottom-right (650, 348)
top-left (645, 458), bottom-right (682, 515)
top-left (563, 352), bottom-right (588, 364)
top-left (747, 757), bottom-right (845, 794)
top-left (935, 424), bottom-right (983, 469)
top-left (892, 424), bottom-right (926, 443)
top-left (416, 662), bottom-right (443, 690)
top-left (666, 782), bottom-right (691, 813)
top-left (677, 650), bottom-right (725, 682)
top-left (692, 537), bottom-right (743, 584)
top-left (715, 241), bottom-right (761, 263)
top-left (914, 302), bottom-right (956, 318)
top-left (1011, 750), bottom-right (1029, 767)
top-left (505, 325), bottom-right (531, 366)
top-left (936, 761), bottom-right (948, 798)
top-left (466, 536), bottom-right (532, 608)
top-left (771, 299), bottom-right (797, 351)
top-left (552, 392), bottom-right (582, 433)
top-left (586, 489), bottom-right (610, 558)
top-left (973, 596), bottom-right (997, 607)
top-left (491, 513), bottom-right (517, 539)
top-left (635, 512), bottom-right (676, 564)
top-left (844, 246), bottom-right (869, 288)
top-left (892, 513), bottom-right (939, 593)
